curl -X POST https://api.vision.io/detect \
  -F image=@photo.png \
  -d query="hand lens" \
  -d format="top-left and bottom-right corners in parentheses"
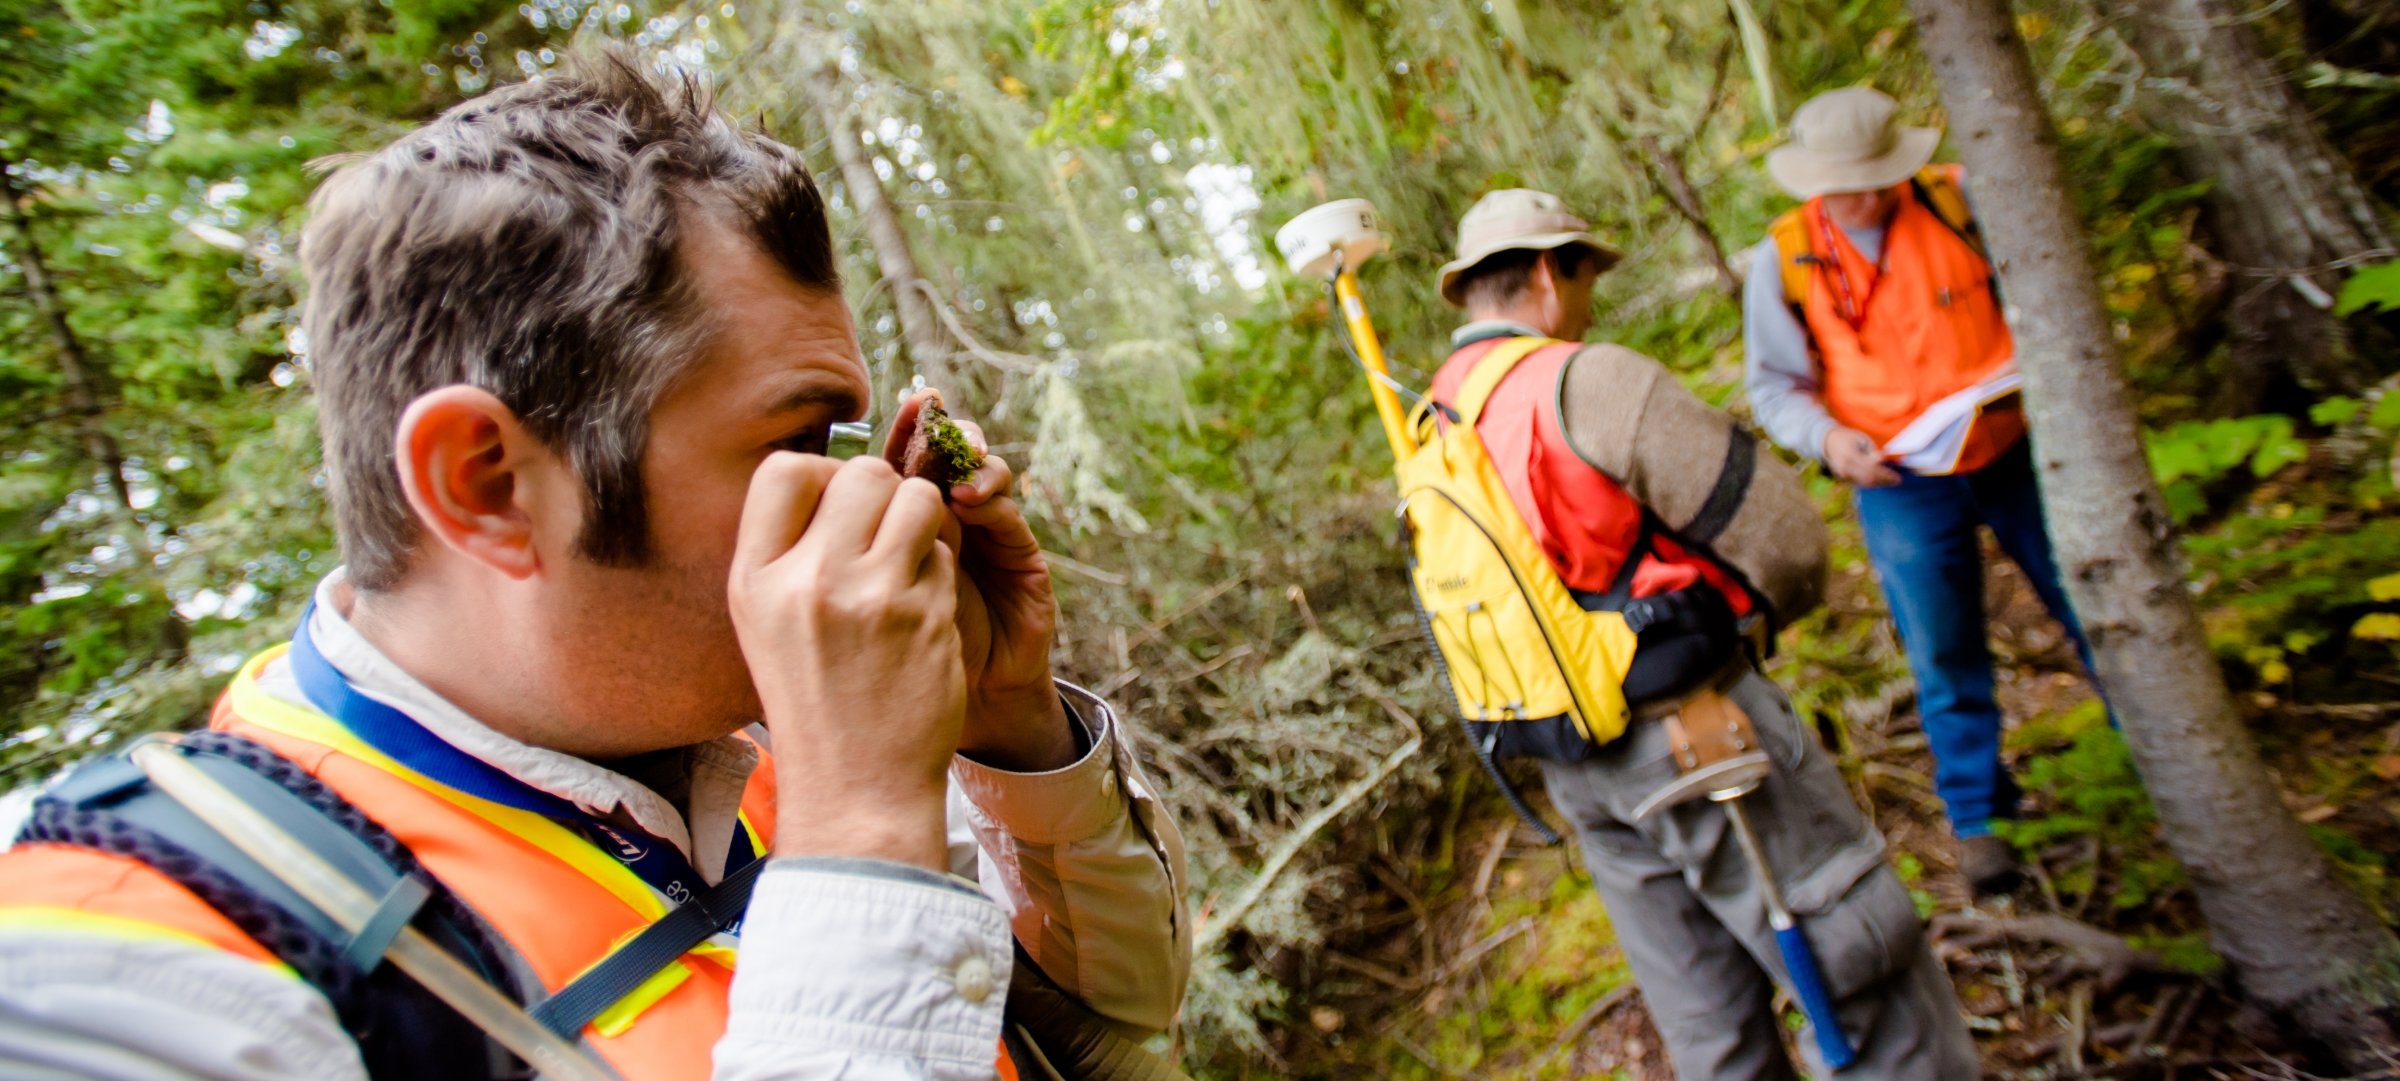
top-left (826, 421), bottom-right (875, 461)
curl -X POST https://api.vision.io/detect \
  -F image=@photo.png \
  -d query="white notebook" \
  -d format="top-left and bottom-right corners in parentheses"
top-left (1881, 368), bottom-right (2023, 475)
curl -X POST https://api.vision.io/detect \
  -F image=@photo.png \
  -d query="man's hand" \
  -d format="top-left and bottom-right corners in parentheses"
top-left (1824, 426), bottom-right (1901, 488)
top-left (729, 452), bottom-right (964, 869)
top-left (885, 391), bottom-right (1077, 774)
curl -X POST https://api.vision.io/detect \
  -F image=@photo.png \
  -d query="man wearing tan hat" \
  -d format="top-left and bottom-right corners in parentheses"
top-left (1743, 86), bottom-right (2101, 894)
top-left (1435, 189), bottom-right (1976, 1079)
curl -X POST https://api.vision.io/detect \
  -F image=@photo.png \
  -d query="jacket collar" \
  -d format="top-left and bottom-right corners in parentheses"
top-left (1451, 319), bottom-right (1549, 352)
top-left (257, 570), bottom-right (759, 868)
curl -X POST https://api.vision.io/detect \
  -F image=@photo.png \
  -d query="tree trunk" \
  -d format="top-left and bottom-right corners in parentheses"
top-left (6, 186), bottom-right (137, 514)
top-left (790, 30), bottom-right (970, 404)
top-left (2106, 0), bottom-right (2396, 409)
top-left (1905, 0), bottom-right (2400, 1064)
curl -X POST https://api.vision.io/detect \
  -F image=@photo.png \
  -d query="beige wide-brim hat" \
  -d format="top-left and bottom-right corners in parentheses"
top-left (1766, 86), bottom-right (1941, 198)
top-left (1436, 188), bottom-right (1624, 307)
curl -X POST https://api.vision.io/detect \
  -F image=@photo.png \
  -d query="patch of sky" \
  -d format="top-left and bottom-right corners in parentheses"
top-left (1182, 162), bottom-right (1267, 292)
top-left (244, 20), bottom-right (301, 61)
top-left (177, 582), bottom-right (261, 622)
top-left (141, 100), bottom-right (174, 142)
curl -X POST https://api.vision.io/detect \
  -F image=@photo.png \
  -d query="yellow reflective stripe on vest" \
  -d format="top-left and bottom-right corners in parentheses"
top-left (227, 646), bottom-right (670, 924)
top-left (736, 812), bottom-right (766, 869)
top-left (594, 963), bottom-right (689, 1038)
top-left (224, 645), bottom-right (757, 1034)
top-left (0, 906), bottom-right (300, 979)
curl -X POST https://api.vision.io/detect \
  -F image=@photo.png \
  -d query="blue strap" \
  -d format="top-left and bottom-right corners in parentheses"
top-left (286, 604), bottom-right (759, 910)
top-left (1774, 924), bottom-right (1859, 1071)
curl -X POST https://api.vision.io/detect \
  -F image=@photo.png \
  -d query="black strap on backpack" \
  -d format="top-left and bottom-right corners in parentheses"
top-left (21, 733), bottom-right (529, 1080)
top-left (24, 730), bottom-right (792, 1073)
top-left (528, 857), bottom-right (765, 1040)
top-left (1908, 173), bottom-right (2003, 310)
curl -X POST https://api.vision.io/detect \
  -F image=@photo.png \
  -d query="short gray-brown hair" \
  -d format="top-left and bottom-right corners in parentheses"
top-left (301, 51), bottom-right (839, 590)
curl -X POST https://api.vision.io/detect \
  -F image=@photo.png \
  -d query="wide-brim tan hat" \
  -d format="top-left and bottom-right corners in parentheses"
top-left (1437, 188), bottom-right (1624, 307)
top-left (1766, 86), bottom-right (1941, 198)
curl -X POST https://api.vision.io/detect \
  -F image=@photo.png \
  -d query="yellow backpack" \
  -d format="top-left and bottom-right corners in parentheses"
top-left (1400, 338), bottom-right (1641, 790)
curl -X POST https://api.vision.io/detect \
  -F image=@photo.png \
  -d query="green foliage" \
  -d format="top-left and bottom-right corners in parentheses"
top-left (2186, 505), bottom-right (2400, 697)
top-left (2145, 414), bottom-right (2310, 521)
top-left (2334, 259), bottom-right (2400, 317)
top-left (6, 0), bottom-right (2396, 1070)
top-left (1997, 704), bottom-right (2188, 912)
top-left (0, 0), bottom-right (599, 787)
top-left (917, 402), bottom-right (986, 484)
top-left (2129, 932), bottom-right (2224, 977)
top-left (2308, 823), bottom-right (2395, 924)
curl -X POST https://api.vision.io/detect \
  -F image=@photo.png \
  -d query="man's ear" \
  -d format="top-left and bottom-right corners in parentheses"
top-left (1533, 251), bottom-right (1568, 323)
top-left (392, 386), bottom-right (566, 581)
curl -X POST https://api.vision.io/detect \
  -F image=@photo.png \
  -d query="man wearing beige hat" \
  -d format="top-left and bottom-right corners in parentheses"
top-left (1743, 86), bottom-right (2101, 894)
top-left (1434, 188), bottom-right (1976, 1079)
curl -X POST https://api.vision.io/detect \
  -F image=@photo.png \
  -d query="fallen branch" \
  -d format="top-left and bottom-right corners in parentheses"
top-left (1421, 915), bottom-right (1538, 988)
top-left (1468, 822), bottom-right (1514, 900)
top-left (2276, 700), bottom-right (2400, 723)
top-left (1193, 716), bottom-right (1424, 955)
top-left (1932, 912), bottom-right (2172, 993)
top-left (1321, 950), bottom-right (1414, 991)
top-left (1545, 984), bottom-right (1639, 1063)
top-left (1126, 571), bottom-right (1252, 653)
top-left (1042, 552), bottom-right (1129, 586)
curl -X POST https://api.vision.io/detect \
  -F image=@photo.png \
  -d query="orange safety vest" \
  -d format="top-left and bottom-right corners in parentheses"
top-left (0, 645), bottom-right (1019, 1081)
top-left (1431, 336), bottom-right (1755, 616)
top-left (1767, 164), bottom-right (2025, 475)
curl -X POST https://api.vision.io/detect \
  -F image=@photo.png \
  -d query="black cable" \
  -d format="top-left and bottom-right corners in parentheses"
top-left (1323, 270), bottom-right (1426, 409)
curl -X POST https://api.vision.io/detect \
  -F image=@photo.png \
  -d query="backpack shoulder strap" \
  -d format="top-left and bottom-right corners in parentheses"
top-left (1911, 164), bottom-right (1988, 265)
top-left (21, 732), bottom-right (531, 1079)
top-left (1766, 208), bottom-right (1812, 310)
top-left (1454, 337), bottom-right (1560, 428)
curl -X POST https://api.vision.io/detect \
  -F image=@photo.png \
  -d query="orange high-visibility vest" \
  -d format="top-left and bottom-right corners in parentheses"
top-left (0, 645), bottom-right (1018, 1081)
top-left (1767, 164), bottom-right (2025, 474)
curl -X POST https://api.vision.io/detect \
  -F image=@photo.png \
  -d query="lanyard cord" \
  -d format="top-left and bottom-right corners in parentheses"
top-left (285, 606), bottom-right (759, 908)
top-left (1812, 206), bottom-right (1886, 330)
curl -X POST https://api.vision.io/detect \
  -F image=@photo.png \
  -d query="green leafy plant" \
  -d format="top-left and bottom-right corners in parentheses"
top-left (1999, 706), bottom-right (2188, 911)
top-left (2145, 414), bottom-right (2310, 522)
top-left (2334, 260), bottom-right (2400, 317)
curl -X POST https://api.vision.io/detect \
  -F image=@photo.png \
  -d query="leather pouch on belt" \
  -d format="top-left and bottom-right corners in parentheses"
top-left (1667, 690), bottom-right (1761, 772)
top-left (1633, 689), bottom-right (1775, 821)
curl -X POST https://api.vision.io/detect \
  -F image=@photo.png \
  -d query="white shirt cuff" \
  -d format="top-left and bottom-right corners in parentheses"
top-left (723, 860), bottom-right (1010, 1067)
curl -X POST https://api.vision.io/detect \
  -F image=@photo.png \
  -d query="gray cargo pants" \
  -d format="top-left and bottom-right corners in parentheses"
top-left (1537, 669), bottom-right (1978, 1080)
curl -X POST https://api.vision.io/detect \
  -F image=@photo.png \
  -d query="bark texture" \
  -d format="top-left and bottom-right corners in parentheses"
top-left (7, 187), bottom-right (136, 513)
top-left (2108, 0), bottom-right (2396, 407)
top-left (1904, 0), bottom-right (2400, 1063)
top-left (791, 30), bottom-right (969, 402)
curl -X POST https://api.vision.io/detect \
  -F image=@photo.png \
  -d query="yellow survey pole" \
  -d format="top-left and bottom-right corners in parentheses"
top-left (1333, 268), bottom-right (1417, 463)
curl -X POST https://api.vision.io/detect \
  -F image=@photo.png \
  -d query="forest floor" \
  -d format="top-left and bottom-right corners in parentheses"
top-left (1253, 537), bottom-right (2400, 1080)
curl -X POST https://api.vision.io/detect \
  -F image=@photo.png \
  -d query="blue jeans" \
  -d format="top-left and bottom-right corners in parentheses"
top-left (1854, 442), bottom-right (2096, 838)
